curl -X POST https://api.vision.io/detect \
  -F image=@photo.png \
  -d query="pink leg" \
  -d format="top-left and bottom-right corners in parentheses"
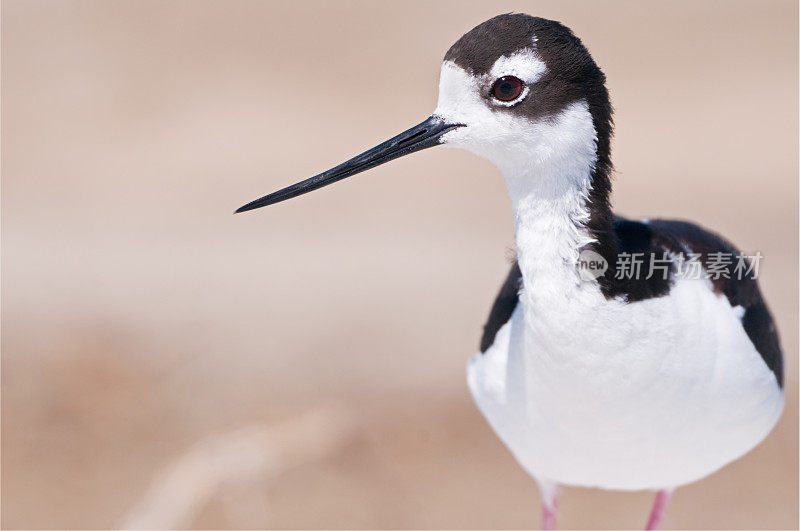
top-left (542, 502), bottom-right (557, 531)
top-left (645, 489), bottom-right (673, 530)
top-left (538, 481), bottom-right (559, 530)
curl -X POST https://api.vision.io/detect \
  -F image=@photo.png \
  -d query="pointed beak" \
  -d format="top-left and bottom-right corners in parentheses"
top-left (235, 116), bottom-right (462, 213)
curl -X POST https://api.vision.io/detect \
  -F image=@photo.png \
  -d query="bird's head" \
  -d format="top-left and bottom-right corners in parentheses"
top-left (237, 14), bottom-right (612, 213)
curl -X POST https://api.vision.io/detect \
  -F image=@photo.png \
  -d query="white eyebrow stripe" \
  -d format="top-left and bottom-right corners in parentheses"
top-left (489, 48), bottom-right (547, 84)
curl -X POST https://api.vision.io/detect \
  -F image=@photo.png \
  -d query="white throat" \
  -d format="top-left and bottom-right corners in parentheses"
top-left (500, 99), bottom-right (599, 279)
top-left (433, 61), bottom-right (602, 304)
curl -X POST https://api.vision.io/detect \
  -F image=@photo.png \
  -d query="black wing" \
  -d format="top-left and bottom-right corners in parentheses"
top-left (479, 261), bottom-right (522, 353)
top-left (630, 218), bottom-right (783, 387)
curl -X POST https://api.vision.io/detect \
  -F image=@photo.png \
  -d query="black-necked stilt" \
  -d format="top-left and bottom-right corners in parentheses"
top-left (237, 14), bottom-right (784, 530)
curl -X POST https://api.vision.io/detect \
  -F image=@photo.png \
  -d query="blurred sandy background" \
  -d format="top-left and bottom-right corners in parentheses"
top-left (2, 1), bottom-right (797, 529)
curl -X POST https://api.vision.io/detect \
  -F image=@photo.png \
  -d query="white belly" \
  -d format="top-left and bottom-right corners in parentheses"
top-left (467, 277), bottom-right (784, 491)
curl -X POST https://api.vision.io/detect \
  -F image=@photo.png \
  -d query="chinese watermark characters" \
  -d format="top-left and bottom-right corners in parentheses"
top-left (577, 250), bottom-right (763, 281)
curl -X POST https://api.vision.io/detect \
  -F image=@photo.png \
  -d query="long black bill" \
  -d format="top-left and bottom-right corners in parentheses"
top-left (235, 116), bottom-right (462, 213)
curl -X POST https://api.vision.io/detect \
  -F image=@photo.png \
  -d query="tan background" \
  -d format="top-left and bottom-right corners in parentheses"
top-left (2, 1), bottom-right (798, 529)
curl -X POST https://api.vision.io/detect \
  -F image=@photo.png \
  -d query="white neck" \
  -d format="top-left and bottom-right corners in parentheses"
top-left (431, 61), bottom-right (604, 304)
top-left (500, 100), bottom-right (602, 306)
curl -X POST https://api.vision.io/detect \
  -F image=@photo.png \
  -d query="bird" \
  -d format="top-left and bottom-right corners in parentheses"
top-left (236, 14), bottom-right (784, 530)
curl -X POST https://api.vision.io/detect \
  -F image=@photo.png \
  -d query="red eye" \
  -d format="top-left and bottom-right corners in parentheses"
top-left (491, 76), bottom-right (524, 102)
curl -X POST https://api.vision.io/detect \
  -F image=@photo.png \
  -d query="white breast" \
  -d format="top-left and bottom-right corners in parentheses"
top-left (467, 276), bottom-right (784, 490)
